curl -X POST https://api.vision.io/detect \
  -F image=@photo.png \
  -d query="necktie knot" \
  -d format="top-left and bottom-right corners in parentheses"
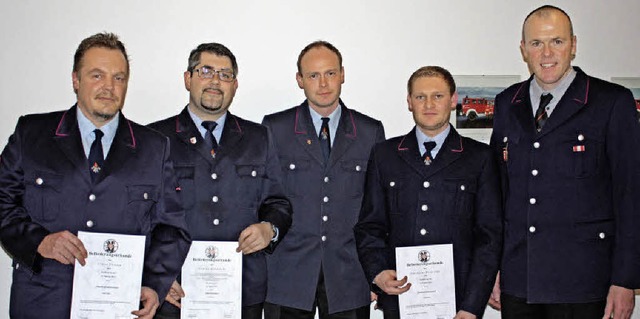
top-left (94, 129), bottom-right (104, 140)
top-left (202, 121), bottom-right (217, 133)
top-left (423, 141), bottom-right (437, 166)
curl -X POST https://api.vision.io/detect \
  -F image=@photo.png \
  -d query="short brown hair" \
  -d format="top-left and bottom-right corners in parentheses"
top-left (73, 32), bottom-right (129, 74)
top-left (407, 66), bottom-right (456, 95)
top-left (297, 40), bottom-right (342, 74)
top-left (522, 5), bottom-right (574, 40)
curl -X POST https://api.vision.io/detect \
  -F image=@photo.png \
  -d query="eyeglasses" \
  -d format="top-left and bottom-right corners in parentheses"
top-left (193, 66), bottom-right (236, 82)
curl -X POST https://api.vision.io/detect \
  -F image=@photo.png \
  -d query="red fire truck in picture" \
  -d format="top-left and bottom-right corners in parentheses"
top-left (635, 99), bottom-right (640, 112)
top-left (461, 96), bottom-right (494, 121)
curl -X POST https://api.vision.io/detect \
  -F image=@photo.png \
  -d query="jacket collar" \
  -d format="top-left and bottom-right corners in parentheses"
top-left (396, 125), bottom-right (464, 178)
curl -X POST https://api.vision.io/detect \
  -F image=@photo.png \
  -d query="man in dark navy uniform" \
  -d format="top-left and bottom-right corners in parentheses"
top-left (263, 41), bottom-right (385, 319)
top-left (149, 42), bottom-right (292, 319)
top-left (355, 66), bottom-right (502, 319)
top-left (489, 5), bottom-right (640, 319)
top-left (0, 32), bottom-right (191, 319)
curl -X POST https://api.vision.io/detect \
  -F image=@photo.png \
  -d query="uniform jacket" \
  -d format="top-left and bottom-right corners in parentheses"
top-left (490, 67), bottom-right (640, 303)
top-left (0, 105), bottom-right (191, 318)
top-left (355, 127), bottom-right (503, 316)
top-left (148, 107), bottom-right (292, 307)
top-left (262, 100), bottom-right (385, 313)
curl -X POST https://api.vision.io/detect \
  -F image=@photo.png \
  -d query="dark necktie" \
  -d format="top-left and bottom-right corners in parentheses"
top-left (535, 93), bottom-right (553, 131)
top-left (88, 129), bottom-right (104, 181)
top-left (201, 121), bottom-right (219, 159)
top-left (423, 141), bottom-right (437, 166)
top-left (319, 117), bottom-right (331, 162)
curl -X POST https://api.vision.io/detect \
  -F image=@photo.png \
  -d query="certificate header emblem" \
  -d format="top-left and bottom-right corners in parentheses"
top-left (103, 239), bottom-right (119, 253)
top-left (418, 250), bottom-right (430, 262)
top-left (205, 246), bottom-right (219, 259)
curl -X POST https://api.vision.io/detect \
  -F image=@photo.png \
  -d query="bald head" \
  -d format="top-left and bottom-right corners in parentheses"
top-left (522, 5), bottom-right (574, 41)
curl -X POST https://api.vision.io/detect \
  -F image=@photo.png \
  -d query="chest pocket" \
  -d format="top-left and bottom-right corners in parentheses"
top-left (281, 159), bottom-right (311, 198)
top-left (339, 159), bottom-right (368, 198)
top-left (443, 178), bottom-right (477, 221)
top-left (235, 164), bottom-right (266, 208)
top-left (554, 129), bottom-right (603, 178)
top-left (174, 165), bottom-right (195, 209)
top-left (25, 171), bottom-right (63, 222)
top-left (126, 185), bottom-right (158, 231)
top-left (384, 178), bottom-right (406, 216)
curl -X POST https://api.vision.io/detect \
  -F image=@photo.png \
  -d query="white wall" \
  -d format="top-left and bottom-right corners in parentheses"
top-left (1, 1), bottom-right (639, 318)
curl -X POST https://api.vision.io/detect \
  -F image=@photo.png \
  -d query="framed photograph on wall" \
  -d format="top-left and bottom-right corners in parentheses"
top-left (452, 75), bottom-right (521, 144)
top-left (611, 77), bottom-right (640, 122)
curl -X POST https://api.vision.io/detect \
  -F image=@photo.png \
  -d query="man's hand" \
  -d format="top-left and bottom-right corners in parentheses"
top-left (373, 270), bottom-right (411, 295)
top-left (37, 230), bottom-right (87, 266)
top-left (132, 286), bottom-right (159, 319)
top-left (454, 310), bottom-right (477, 319)
top-left (165, 280), bottom-right (185, 309)
top-left (488, 272), bottom-right (501, 310)
top-left (236, 222), bottom-right (273, 254)
top-left (603, 285), bottom-right (635, 319)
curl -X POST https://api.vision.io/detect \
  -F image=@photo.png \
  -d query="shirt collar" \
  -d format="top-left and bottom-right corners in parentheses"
top-left (187, 106), bottom-right (227, 142)
top-left (530, 67), bottom-right (577, 116)
top-left (415, 124), bottom-right (450, 159)
top-left (309, 103), bottom-right (342, 138)
top-left (77, 107), bottom-right (119, 156)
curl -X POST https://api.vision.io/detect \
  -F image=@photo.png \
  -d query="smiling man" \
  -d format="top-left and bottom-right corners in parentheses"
top-left (489, 5), bottom-right (640, 319)
top-left (354, 66), bottom-right (502, 319)
top-left (148, 43), bottom-right (292, 319)
top-left (262, 41), bottom-right (385, 319)
top-left (0, 32), bottom-right (191, 319)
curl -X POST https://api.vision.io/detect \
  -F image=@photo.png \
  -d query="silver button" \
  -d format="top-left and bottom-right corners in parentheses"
top-left (532, 169), bottom-right (539, 176)
top-left (212, 196), bottom-right (219, 203)
top-left (321, 235), bottom-right (327, 242)
top-left (420, 229), bottom-right (427, 235)
top-left (322, 215), bottom-right (328, 222)
top-left (423, 181), bottom-right (430, 188)
top-left (578, 134), bottom-right (585, 141)
top-left (389, 181), bottom-right (396, 187)
top-left (289, 163), bottom-right (296, 170)
top-left (86, 220), bottom-right (94, 228)
top-left (503, 136), bottom-right (508, 143)
top-left (15, 263), bottom-right (19, 269)
top-left (89, 194), bottom-right (96, 201)
top-left (460, 185), bottom-right (466, 191)
top-left (533, 142), bottom-right (540, 149)
top-left (211, 173), bottom-right (217, 180)
top-left (599, 232), bottom-right (605, 239)
top-left (35, 177), bottom-right (43, 185)
top-left (213, 218), bottom-right (220, 225)
top-left (324, 176), bottom-right (329, 183)
top-left (355, 165), bottom-right (361, 172)
top-left (323, 196), bottom-right (329, 203)
top-left (529, 226), bottom-right (536, 233)
top-left (251, 170), bottom-right (257, 177)
top-left (421, 204), bottom-right (428, 212)
top-left (143, 192), bottom-right (148, 200)
top-left (529, 198), bottom-right (537, 205)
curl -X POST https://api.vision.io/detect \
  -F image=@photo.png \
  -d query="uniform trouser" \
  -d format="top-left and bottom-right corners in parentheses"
top-left (154, 301), bottom-right (263, 319)
top-left (264, 267), bottom-right (370, 319)
top-left (501, 293), bottom-right (606, 319)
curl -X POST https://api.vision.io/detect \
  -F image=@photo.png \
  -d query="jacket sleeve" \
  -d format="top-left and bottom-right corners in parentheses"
top-left (607, 88), bottom-right (640, 289)
top-left (257, 128), bottom-right (292, 253)
top-left (141, 136), bottom-right (192, 300)
top-left (0, 117), bottom-right (50, 273)
top-left (459, 148), bottom-right (503, 316)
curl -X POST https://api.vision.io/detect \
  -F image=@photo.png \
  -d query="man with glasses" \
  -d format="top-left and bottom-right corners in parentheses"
top-left (262, 41), bottom-right (385, 319)
top-left (149, 42), bottom-right (292, 319)
top-left (0, 32), bottom-right (191, 318)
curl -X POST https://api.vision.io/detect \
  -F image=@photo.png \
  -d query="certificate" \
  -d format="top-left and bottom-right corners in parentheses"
top-left (396, 244), bottom-right (456, 319)
top-left (181, 241), bottom-right (243, 319)
top-left (70, 231), bottom-right (145, 319)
